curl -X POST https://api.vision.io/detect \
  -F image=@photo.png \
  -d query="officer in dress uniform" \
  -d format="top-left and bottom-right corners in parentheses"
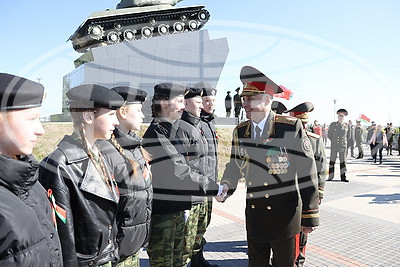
top-left (327, 109), bottom-right (350, 182)
top-left (355, 120), bottom-right (364, 159)
top-left (221, 66), bottom-right (320, 267)
top-left (286, 102), bottom-right (327, 267)
top-left (233, 87), bottom-right (242, 118)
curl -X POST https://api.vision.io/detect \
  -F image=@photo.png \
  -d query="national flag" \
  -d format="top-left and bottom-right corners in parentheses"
top-left (273, 85), bottom-right (293, 100)
top-left (359, 114), bottom-right (370, 124)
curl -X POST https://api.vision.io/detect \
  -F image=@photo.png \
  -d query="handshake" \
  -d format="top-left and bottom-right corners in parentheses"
top-left (214, 184), bottom-right (229, 202)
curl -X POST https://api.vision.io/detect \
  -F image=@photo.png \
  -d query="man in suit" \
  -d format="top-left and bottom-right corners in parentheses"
top-left (327, 109), bottom-right (351, 182)
top-left (221, 66), bottom-right (320, 267)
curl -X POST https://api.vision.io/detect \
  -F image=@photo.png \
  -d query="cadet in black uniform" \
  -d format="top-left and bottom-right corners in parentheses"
top-left (39, 84), bottom-right (124, 266)
top-left (221, 66), bottom-right (320, 267)
top-left (198, 86), bottom-right (219, 266)
top-left (99, 86), bottom-right (152, 266)
top-left (327, 109), bottom-right (350, 182)
top-left (225, 91), bottom-right (232, 117)
top-left (176, 87), bottom-right (223, 266)
top-left (287, 102), bottom-right (327, 267)
top-left (0, 73), bottom-right (63, 266)
top-left (142, 83), bottom-right (222, 267)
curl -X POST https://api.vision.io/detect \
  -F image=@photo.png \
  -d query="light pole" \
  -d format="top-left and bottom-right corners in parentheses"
top-left (333, 98), bottom-right (337, 121)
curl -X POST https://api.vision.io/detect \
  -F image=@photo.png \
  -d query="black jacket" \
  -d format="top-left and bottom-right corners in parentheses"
top-left (99, 128), bottom-right (152, 261)
top-left (200, 110), bottom-right (218, 182)
top-left (142, 118), bottom-right (219, 215)
top-left (39, 134), bottom-right (119, 266)
top-left (221, 111), bottom-right (319, 242)
top-left (0, 154), bottom-right (63, 266)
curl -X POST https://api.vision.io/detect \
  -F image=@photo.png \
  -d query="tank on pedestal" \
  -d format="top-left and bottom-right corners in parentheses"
top-left (68, 0), bottom-right (210, 53)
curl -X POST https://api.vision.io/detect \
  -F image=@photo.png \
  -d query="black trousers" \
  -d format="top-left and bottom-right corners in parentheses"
top-left (248, 234), bottom-right (300, 267)
top-left (329, 149), bottom-right (347, 179)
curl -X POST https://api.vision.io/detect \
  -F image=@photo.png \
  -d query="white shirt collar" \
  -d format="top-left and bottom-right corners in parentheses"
top-left (252, 116), bottom-right (268, 138)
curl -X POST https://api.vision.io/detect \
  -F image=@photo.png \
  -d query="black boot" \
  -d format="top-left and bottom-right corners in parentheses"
top-left (195, 248), bottom-right (219, 267)
top-left (190, 253), bottom-right (202, 267)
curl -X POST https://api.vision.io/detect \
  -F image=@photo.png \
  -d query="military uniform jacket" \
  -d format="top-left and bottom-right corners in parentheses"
top-left (200, 110), bottom-right (218, 182)
top-left (39, 134), bottom-right (119, 266)
top-left (176, 111), bottom-right (219, 204)
top-left (328, 121), bottom-right (350, 152)
top-left (306, 131), bottom-right (327, 199)
top-left (234, 93), bottom-right (242, 108)
top-left (99, 128), bottom-right (152, 261)
top-left (355, 126), bottom-right (364, 143)
top-left (0, 155), bottom-right (63, 267)
top-left (221, 111), bottom-right (319, 242)
top-left (142, 118), bottom-right (219, 215)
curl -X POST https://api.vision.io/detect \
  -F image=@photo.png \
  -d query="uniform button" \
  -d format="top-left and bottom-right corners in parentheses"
top-left (89, 262), bottom-right (94, 266)
top-left (248, 181), bottom-right (252, 186)
top-left (264, 182), bottom-right (268, 186)
top-left (249, 193), bottom-right (253, 198)
top-left (50, 233), bottom-right (54, 239)
top-left (108, 239), bottom-right (113, 244)
top-left (264, 194), bottom-right (270, 199)
top-left (108, 225), bottom-right (112, 230)
top-left (110, 252), bottom-right (114, 257)
top-left (25, 192), bottom-right (29, 197)
top-left (266, 206), bottom-right (272, 210)
top-left (251, 205), bottom-right (256, 209)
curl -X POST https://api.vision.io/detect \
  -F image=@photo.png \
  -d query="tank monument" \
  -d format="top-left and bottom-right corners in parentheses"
top-left (62, 0), bottom-right (229, 120)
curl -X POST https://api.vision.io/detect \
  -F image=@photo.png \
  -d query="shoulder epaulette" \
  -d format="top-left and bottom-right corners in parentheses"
top-left (275, 115), bottom-right (297, 125)
top-left (236, 120), bottom-right (250, 129)
top-left (306, 131), bottom-right (321, 139)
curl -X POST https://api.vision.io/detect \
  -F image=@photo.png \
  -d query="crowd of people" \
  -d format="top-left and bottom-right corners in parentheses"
top-left (1, 67), bottom-right (398, 267)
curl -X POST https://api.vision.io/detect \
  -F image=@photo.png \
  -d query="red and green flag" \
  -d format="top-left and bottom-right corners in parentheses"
top-left (359, 114), bottom-right (370, 124)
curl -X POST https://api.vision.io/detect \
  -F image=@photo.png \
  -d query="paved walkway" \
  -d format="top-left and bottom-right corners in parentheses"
top-left (140, 144), bottom-right (400, 266)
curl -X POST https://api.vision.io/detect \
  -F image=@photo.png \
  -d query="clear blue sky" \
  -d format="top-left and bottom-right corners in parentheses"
top-left (1, 0), bottom-right (399, 125)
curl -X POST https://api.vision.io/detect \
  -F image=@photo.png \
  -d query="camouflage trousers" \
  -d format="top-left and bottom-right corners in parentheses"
top-left (182, 198), bottom-right (210, 266)
top-left (147, 211), bottom-right (185, 267)
top-left (116, 251), bottom-right (140, 267)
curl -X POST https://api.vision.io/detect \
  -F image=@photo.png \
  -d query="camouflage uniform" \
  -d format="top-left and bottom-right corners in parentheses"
top-left (147, 212), bottom-right (185, 267)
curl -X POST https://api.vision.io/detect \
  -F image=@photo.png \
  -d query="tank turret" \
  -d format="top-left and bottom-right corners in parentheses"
top-left (68, 0), bottom-right (210, 53)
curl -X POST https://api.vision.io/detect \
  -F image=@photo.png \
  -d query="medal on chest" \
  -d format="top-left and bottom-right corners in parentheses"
top-left (266, 146), bottom-right (290, 175)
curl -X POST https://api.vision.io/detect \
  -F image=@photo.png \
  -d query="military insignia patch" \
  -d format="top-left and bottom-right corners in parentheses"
top-left (302, 136), bottom-right (312, 152)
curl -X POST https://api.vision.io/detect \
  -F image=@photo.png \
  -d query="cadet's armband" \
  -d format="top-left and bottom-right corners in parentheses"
top-left (275, 115), bottom-right (297, 125)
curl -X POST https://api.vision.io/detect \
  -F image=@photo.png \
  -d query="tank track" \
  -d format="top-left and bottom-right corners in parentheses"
top-left (69, 5), bottom-right (210, 53)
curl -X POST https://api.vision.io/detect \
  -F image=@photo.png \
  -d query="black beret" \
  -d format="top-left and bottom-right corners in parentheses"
top-left (154, 83), bottom-right (187, 100)
top-left (337, 108), bottom-right (348, 116)
top-left (0, 73), bottom-right (45, 111)
top-left (66, 84), bottom-right (124, 110)
top-left (202, 87), bottom-right (217, 97)
top-left (185, 87), bottom-right (204, 99)
top-left (112, 86), bottom-right (147, 104)
top-left (286, 102), bottom-right (314, 113)
top-left (271, 101), bottom-right (287, 115)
